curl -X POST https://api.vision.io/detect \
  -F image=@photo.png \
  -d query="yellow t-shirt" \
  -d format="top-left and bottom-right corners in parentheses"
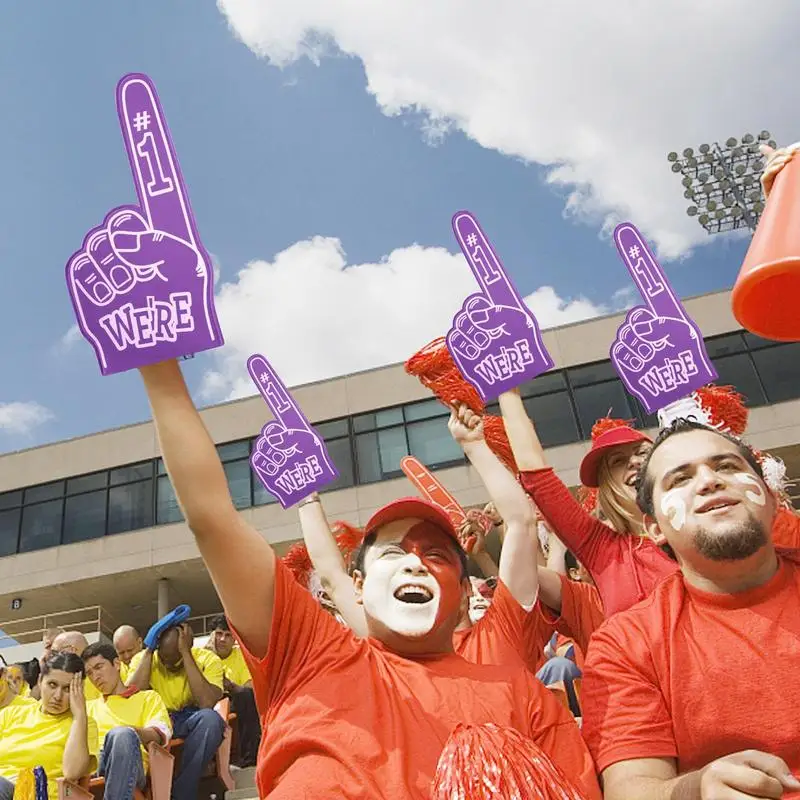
top-left (88, 690), bottom-right (171, 772)
top-left (129, 648), bottom-right (224, 712)
top-left (119, 661), bottom-right (130, 684)
top-left (9, 694), bottom-right (37, 708)
top-left (0, 702), bottom-right (99, 800)
top-left (84, 677), bottom-right (102, 702)
top-left (220, 647), bottom-right (252, 687)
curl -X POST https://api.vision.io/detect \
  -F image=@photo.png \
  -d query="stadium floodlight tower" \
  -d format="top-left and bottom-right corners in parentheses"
top-left (667, 131), bottom-right (776, 235)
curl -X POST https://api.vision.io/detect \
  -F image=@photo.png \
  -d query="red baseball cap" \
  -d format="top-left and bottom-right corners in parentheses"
top-left (579, 426), bottom-right (651, 488)
top-left (364, 497), bottom-right (460, 542)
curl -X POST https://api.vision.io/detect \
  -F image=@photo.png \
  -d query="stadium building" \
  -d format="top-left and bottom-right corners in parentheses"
top-left (1, 287), bottom-right (799, 652)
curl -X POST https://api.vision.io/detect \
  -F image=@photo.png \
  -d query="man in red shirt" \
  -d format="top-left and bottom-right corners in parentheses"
top-left (582, 419), bottom-right (800, 799)
top-left (137, 361), bottom-right (599, 800)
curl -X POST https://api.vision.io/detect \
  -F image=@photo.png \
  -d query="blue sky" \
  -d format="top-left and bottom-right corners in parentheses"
top-left (0, 3), bottom-right (759, 454)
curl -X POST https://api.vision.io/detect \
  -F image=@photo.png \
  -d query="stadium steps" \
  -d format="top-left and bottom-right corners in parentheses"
top-left (224, 766), bottom-right (258, 800)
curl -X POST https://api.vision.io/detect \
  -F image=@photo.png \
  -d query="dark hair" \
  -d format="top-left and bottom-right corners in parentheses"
top-left (209, 615), bottom-right (230, 632)
top-left (353, 530), bottom-right (470, 580)
top-left (41, 651), bottom-right (85, 678)
top-left (18, 659), bottom-right (41, 689)
top-left (636, 419), bottom-right (765, 516)
top-left (564, 550), bottom-right (579, 574)
top-left (82, 642), bottom-right (119, 666)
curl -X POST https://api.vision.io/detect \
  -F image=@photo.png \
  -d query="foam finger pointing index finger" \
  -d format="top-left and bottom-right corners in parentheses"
top-left (613, 223), bottom-right (684, 320)
top-left (452, 211), bottom-right (521, 310)
top-left (247, 354), bottom-right (309, 432)
top-left (117, 73), bottom-right (194, 242)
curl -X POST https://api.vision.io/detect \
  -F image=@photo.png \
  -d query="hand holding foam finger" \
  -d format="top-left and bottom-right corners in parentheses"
top-left (446, 211), bottom-right (553, 402)
top-left (609, 222), bottom-right (717, 414)
top-left (247, 354), bottom-right (339, 508)
top-left (65, 73), bottom-right (223, 376)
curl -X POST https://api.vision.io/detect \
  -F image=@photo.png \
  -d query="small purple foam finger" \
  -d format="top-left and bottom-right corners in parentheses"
top-left (452, 211), bottom-right (523, 311)
top-left (613, 223), bottom-right (684, 321)
top-left (247, 354), bottom-right (310, 433)
top-left (116, 74), bottom-right (195, 244)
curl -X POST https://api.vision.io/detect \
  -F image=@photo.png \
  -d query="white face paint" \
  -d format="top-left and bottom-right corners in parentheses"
top-left (733, 473), bottom-right (767, 506)
top-left (660, 487), bottom-right (687, 531)
top-left (360, 530), bottom-right (442, 638)
top-left (468, 595), bottom-right (490, 624)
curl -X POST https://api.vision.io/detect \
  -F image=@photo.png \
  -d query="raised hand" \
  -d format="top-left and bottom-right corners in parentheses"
top-left (66, 73), bottom-right (223, 375)
top-left (446, 212), bottom-right (553, 402)
top-left (248, 355), bottom-right (339, 508)
top-left (610, 223), bottom-right (716, 414)
top-left (447, 403), bottom-right (485, 446)
top-left (68, 673), bottom-right (86, 718)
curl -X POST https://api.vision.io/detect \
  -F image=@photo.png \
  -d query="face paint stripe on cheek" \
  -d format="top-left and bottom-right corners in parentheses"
top-left (660, 488), bottom-right (687, 531)
top-left (733, 473), bottom-right (767, 506)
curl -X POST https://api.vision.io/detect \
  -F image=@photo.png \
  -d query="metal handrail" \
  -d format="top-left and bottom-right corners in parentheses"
top-left (0, 606), bottom-right (116, 646)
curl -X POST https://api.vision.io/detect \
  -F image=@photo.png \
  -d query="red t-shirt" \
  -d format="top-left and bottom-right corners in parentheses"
top-left (581, 549), bottom-right (800, 793)
top-left (540, 575), bottom-right (605, 672)
top-left (520, 468), bottom-right (679, 616)
top-left (453, 580), bottom-right (553, 674)
top-left (238, 557), bottom-right (601, 799)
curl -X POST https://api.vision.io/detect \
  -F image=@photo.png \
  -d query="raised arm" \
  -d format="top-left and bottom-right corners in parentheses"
top-left (297, 494), bottom-right (368, 636)
top-left (138, 361), bottom-right (275, 658)
top-left (497, 389), bottom-right (547, 470)
top-left (449, 404), bottom-right (538, 607)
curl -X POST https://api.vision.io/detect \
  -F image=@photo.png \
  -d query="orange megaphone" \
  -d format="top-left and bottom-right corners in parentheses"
top-left (732, 150), bottom-right (800, 341)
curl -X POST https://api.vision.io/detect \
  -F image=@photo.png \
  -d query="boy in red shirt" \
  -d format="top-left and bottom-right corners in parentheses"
top-left (137, 361), bottom-right (600, 800)
top-left (582, 419), bottom-right (800, 799)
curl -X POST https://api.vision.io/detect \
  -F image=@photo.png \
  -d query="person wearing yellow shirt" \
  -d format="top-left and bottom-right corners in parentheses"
top-left (0, 658), bottom-right (35, 712)
top-left (128, 623), bottom-right (225, 800)
top-left (113, 625), bottom-right (144, 684)
top-left (206, 615), bottom-right (261, 768)
top-left (0, 652), bottom-right (98, 800)
top-left (82, 642), bottom-right (171, 800)
top-left (51, 631), bottom-right (103, 702)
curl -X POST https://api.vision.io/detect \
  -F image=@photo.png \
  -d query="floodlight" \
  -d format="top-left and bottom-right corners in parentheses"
top-left (726, 137), bottom-right (738, 147)
top-left (742, 133), bottom-right (754, 144)
top-left (759, 130), bottom-right (771, 140)
top-left (667, 151), bottom-right (679, 161)
top-left (683, 147), bottom-right (694, 158)
top-left (699, 143), bottom-right (710, 154)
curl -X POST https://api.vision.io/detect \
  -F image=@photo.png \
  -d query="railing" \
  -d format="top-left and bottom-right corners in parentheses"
top-left (0, 606), bottom-right (116, 648)
top-left (185, 613), bottom-right (224, 637)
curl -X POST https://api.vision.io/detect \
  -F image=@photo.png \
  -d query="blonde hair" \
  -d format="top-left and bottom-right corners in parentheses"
top-left (596, 455), bottom-right (642, 536)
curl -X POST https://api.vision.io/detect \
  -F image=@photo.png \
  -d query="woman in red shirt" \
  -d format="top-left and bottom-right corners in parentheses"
top-left (499, 390), bottom-right (678, 617)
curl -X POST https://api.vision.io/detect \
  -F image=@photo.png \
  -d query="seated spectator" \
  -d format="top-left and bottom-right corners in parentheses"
top-left (83, 643), bottom-right (171, 800)
top-left (0, 657), bottom-right (34, 711)
top-left (113, 625), bottom-right (144, 683)
top-left (41, 628), bottom-right (63, 667)
top-left (206, 615), bottom-right (260, 768)
top-left (0, 652), bottom-right (99, 800)
top-left (52, 631), bottom-right (102, 701)
top-left (127, 623), bottom-right (225, 800)
top-left (582, 420), bottom-right (800, 799)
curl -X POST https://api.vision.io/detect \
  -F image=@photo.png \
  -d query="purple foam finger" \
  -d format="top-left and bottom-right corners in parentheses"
top-left (247, 354), bottom-right (310, 433)
top-left (613, 223), bottom-right (684, 321)
top-left (117, 74), bottom-right (195, 245)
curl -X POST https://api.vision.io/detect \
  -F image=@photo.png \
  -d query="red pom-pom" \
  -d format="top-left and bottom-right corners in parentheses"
top-left (282, 541), bottom-right (313, 588)
top-left (432, 723), bottom-right (591, 800)
top-left (577, 485), bottom-right (598, 514)
top-left (695, 385), bottom-right (748, 436)
top-left (590, 416), bottom-right (635, 442)
top-left (772, 506), bottom-right (800, 550)
top-left (405, 338), bottom-right (485, 413)
top-left (331, 521), bottom-right (365, 569)
top-left (482, 415), bottom-right (519, 474)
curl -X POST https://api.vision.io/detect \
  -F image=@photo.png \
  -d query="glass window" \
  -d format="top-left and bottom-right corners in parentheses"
top-left (572, 382), bottom-right (634, 439)
top-left (63, 491), bottom-right (107, 544)
top-left (712, 353), bottom-right (767, 408)
top-left (107, 482), bottom-right (154, 535)
top-left (404, 399), bottom-right (448, 422)
top-left (316, 419), bottom-right (349, 439)
top-left (24, 482), bottom-right (63, 504)
top-left (523, 392), bottom-right (581, 448)
top-left (704, 333), bottom-right (745, 357)
top-left (217, 441), bottom-right (251, 462)
top-left (568, 361), bottom-right (619, 388)
top-left (0, 491), bottom-right (21, 511)
top-left (224, 460), bottom-right (252, 509)
top-left (253, 479), bottom-right (278, 507)
top-left (66, 472), bottom-right (107, 495)
top-left (156, 475), bottom-right (183, 524)
top-left (750, 342), bottom-right (800, 404)
top-left (19, 501), bottom-right (63, 553)
top-left (157, 459), bottom-right (167, 476)
top-left (742, 332), bottom-right (775, 351)
top-left (520, 370), bottom-right (568, 397)
top-left (322, 437), bottom-right (355, 492)
top-left (110, 462), bottom-right (153, 486)
top-left (352, 408), bottom-right (404, 433)
top-left (407, 417), bottom-right (464, 467)
top-left (0, 509), bottom-right (20, 556)
top-left (355, 428), bottom-right (408, 483)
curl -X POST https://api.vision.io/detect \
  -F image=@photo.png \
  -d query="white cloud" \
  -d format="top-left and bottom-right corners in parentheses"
top-left (217, 0), bottom-right (800, 259)
top-left (202, 236), bottom-right (607, 400)
top-left (54, 324), bottom-right (82, 354)
top-left (0, 402), bottom-right (53, 435)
